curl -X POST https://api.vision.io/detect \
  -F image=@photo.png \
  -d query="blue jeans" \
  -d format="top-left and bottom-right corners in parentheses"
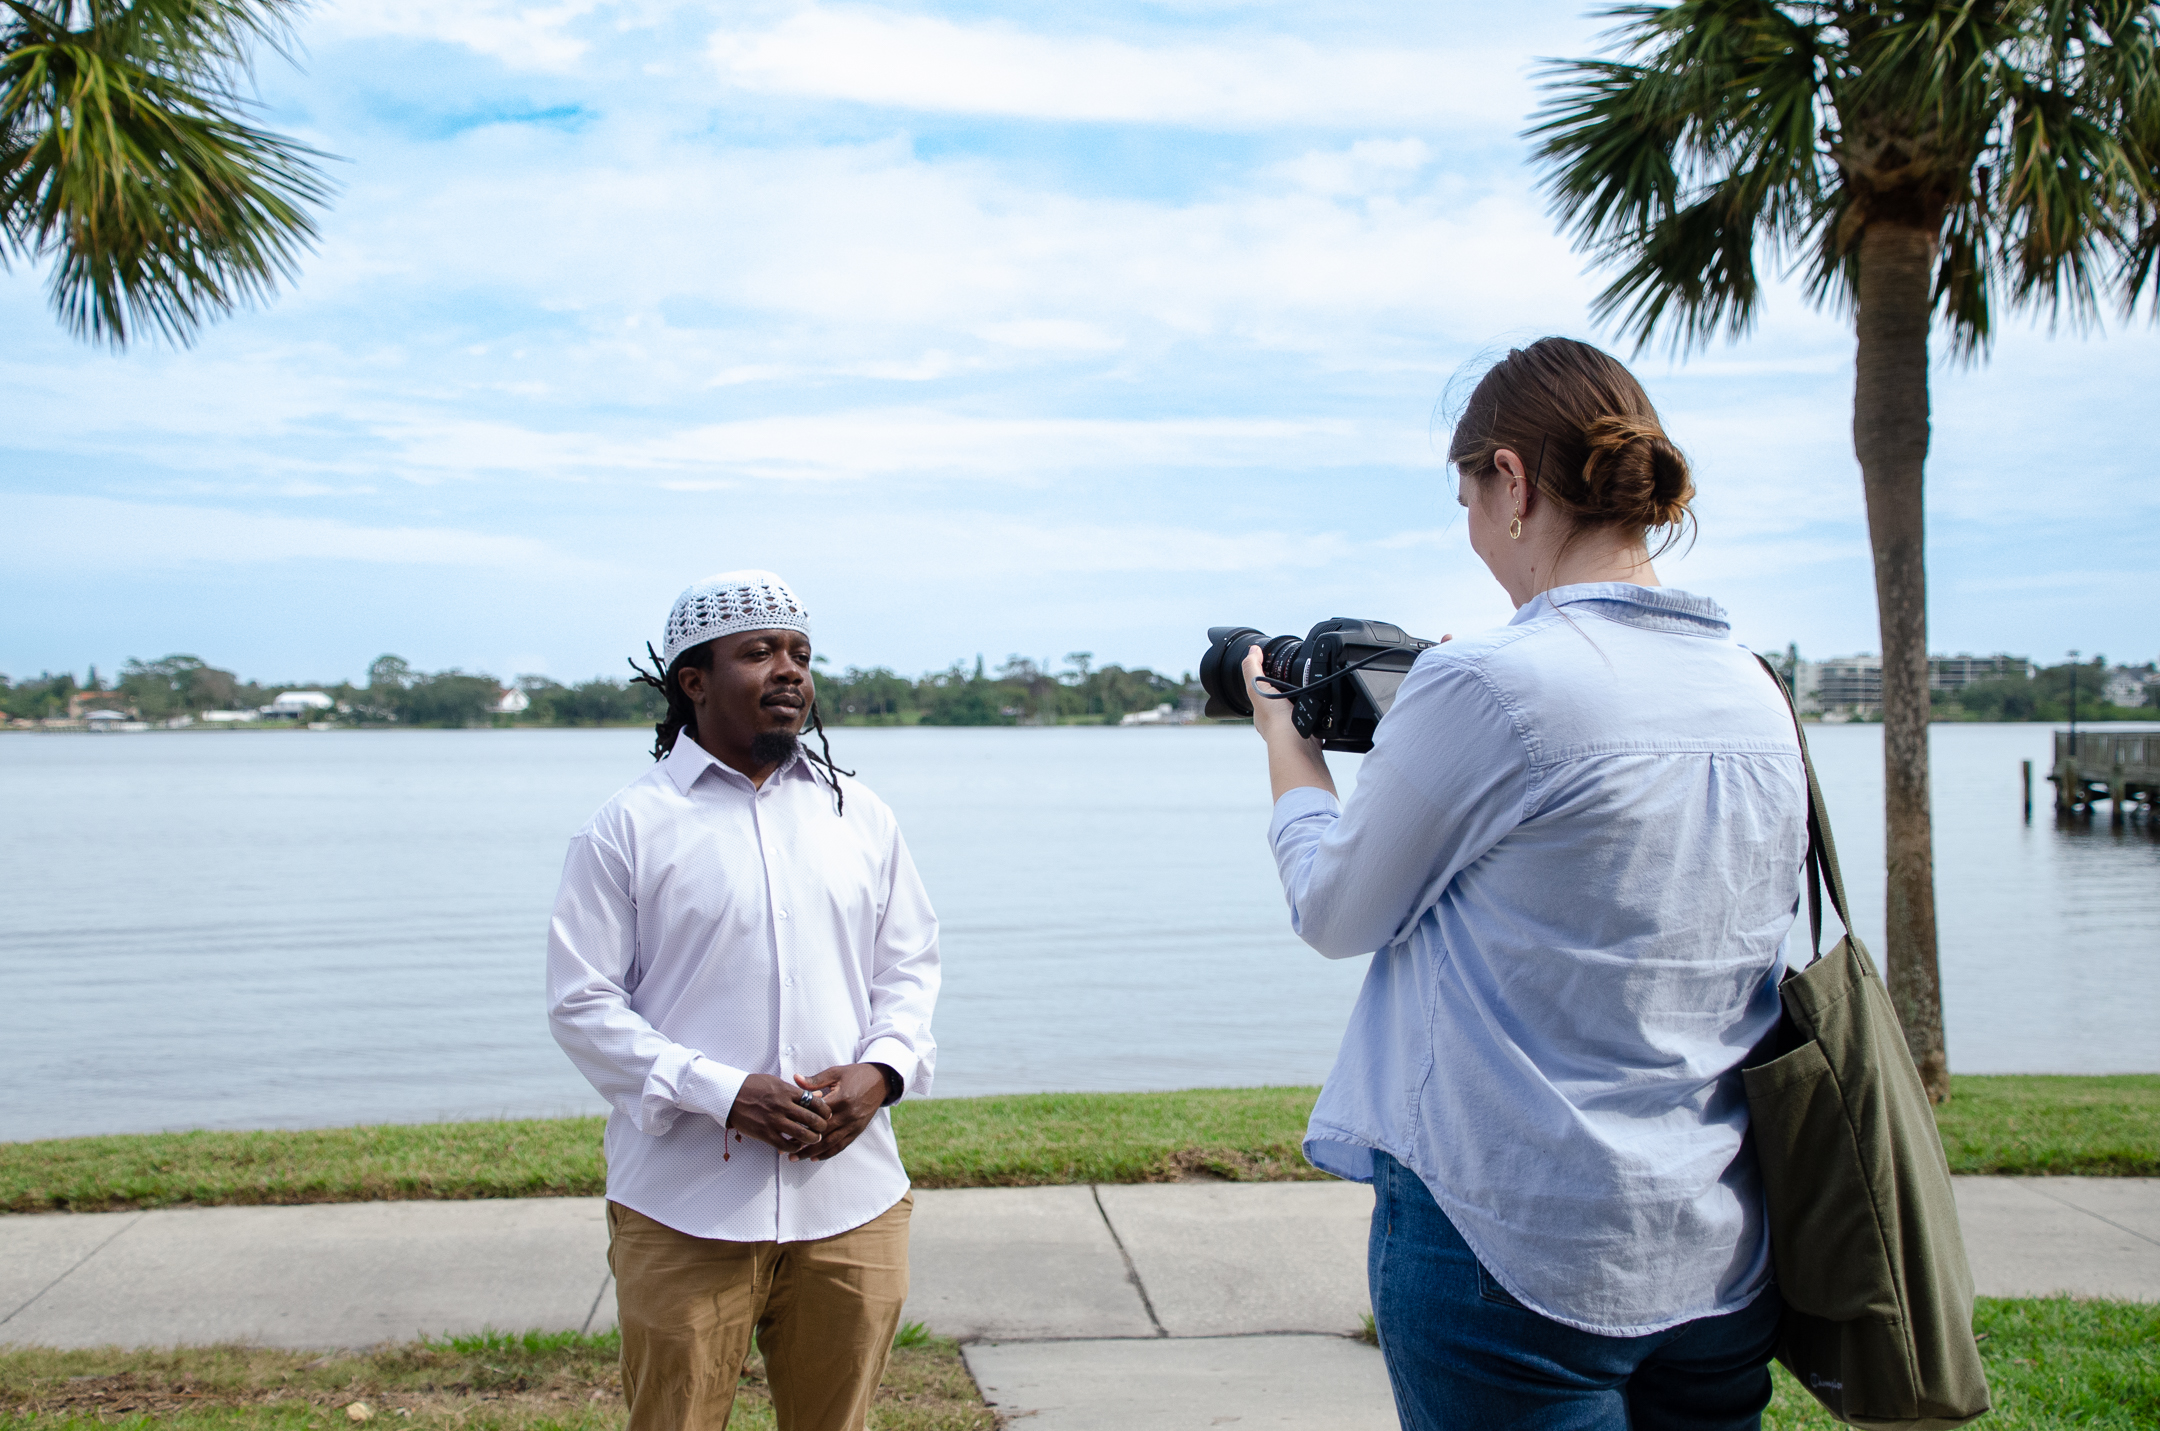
top-left (1368, 1152), bottom-right (1781, 1431)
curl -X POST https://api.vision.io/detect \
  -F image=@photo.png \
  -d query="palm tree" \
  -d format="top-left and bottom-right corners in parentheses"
top-left (3, 0), bottom-right (331, 346)
top-left (1531, 1), bottom-right (2159, 1102)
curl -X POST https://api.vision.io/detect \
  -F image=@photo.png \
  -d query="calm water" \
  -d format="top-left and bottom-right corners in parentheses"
top-left (1, 723), bottom-right (2154, 1142)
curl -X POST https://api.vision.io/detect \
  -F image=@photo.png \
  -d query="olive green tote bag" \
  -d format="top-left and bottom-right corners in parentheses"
top-left (1745, 657), bottom-right (1991, 1429)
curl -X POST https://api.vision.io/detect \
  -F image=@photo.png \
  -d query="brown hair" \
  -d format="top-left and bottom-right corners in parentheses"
top-left (1447, 337), bottom-right (1695, 553)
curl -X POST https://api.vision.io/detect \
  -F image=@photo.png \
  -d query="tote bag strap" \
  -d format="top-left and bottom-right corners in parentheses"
top-left (1753, 654), bottom-right (1855, 962)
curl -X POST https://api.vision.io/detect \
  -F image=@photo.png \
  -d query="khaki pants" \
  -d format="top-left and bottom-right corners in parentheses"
top-left (606, 1196), bottom-right (912, 1431)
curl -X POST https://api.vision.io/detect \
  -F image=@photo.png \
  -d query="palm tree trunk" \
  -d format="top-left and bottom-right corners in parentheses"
top-left (1852, 220), bottom-right (1950, 1103)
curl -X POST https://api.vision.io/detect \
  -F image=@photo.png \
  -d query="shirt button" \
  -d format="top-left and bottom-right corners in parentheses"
top-left (776, 909), bottom-right (789, 920)
top-left (784, 976), bottom-right (796, 988)
top-left (784, 1044), bottom-right (796, 1054)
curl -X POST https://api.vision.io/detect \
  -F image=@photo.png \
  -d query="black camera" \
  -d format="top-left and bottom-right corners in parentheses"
top-left (1199, 618), bottom-right (1438, 752)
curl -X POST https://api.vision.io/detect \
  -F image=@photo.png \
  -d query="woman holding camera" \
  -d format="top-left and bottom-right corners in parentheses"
top-left (1245, 337), bottom-right (1804, 1431)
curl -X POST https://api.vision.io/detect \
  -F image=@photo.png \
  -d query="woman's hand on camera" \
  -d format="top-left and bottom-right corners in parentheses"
top-left (1241, 644), bottom-right (1300, 743)
top-left (1243, 645), bottom-right (1335, 800)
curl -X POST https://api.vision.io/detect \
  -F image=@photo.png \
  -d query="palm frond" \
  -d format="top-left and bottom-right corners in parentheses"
top-left (2091, 1), bottom-right (2160, 313)
top-left (1533, 0), bottom-right (2160, 351)
top-left (1997, 82), bottom-right (2123, 324)
top-left (1, 0), bottom-right (332, 346)
top-left (1932, 199), bottom-right (1996, 358)
top-left (1528, 0), bottom-right (1838, 351)
top-left (1589, 175), bottom-right (1773, 348)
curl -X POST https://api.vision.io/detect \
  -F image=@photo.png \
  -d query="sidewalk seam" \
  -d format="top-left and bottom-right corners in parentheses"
top-left (0, 1212), bottom-right (147, 1329)
top-left (580, 1275), bottom-right (612, 1337)
top-left (2022, 1181), bottom-right (2160, 1250)
top-left (1089, 1184), bottom-right (1168, 1338)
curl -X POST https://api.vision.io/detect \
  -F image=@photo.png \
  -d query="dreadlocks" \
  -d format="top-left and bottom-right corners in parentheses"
top-left (628, 641), bottom-right (854, 815)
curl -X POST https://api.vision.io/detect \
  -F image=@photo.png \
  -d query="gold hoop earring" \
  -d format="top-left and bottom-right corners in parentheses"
top-left (1508, 514), bottom-right (1523, 540)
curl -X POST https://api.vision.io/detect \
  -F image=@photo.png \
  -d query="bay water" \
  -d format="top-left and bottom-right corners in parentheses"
top-left (0, 722), bottom-right (2153, 1143)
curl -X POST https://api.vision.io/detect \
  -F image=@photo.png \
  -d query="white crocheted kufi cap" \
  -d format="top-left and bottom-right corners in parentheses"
top-left (661, 570), bottom-right (812, 666)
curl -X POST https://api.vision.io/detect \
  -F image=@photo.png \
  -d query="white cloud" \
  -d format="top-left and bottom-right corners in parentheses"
top-left (975, 320), bottom-right (1127, 353)
top-left (827, 512), bottom-right (1355, 577)
top-left (293, 131), bottom-right (1587, 372)
top-left (313, 0), bottom-right (602, 71)
top-left (0, 495), bottom-right (618, 575)
top-left (708, 6), bottom-right (1523, 127)
top-left (1272, 138), bottom-right (1433, 195)
top-left (373, 410), bottom-right (1384, 481)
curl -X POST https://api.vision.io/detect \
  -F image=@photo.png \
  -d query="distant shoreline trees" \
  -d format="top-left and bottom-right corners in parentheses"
top-left (0, 651), bottom-right (1204, 729)
top-left (3, 650), bottom-right (2144, 730)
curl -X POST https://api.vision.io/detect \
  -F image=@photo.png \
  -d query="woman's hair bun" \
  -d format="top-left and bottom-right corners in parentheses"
top-left (1580, 414), bottom-right (1694, 531)
top-left (1446, 337), bottom-right (1697, 553)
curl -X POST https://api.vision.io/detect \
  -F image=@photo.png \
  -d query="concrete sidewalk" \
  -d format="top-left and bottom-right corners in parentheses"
top-left (4, 1177), bottom-right (2156, 1430)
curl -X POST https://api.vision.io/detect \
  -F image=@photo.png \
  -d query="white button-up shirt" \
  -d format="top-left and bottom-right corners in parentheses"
top-left (547, 738), bottom-right (939, 1243)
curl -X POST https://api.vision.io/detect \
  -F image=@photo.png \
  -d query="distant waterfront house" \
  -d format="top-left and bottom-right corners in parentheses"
top-left (66, 690), bottom-right (124, 720)
top-left (201, 709), bottom-right (259, 723)
top-left (2103, 666), bottom-right (2156, 709)
top-left (491, 688), bottom-right (531, 715)
top-left (262, 691), bottom-right (335, 720)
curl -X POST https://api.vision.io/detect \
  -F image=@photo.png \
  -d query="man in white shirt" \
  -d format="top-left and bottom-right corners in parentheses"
top-left (547, 570), bottom-right (939, 1431)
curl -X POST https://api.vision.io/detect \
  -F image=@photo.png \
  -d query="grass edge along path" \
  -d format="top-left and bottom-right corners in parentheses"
top-left (2, 1076), bottom-right (2154, 1216)
top-left (0, 1325), bottom-right (994, 1431)
top-left (0, 1300), bottom-right (2152, 1431)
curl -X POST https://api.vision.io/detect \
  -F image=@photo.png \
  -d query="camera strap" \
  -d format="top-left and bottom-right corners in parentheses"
top-left (1256, 646), bottom-right (1402, 703)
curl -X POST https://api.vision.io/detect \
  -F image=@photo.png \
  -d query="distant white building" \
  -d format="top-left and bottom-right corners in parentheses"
top-left (1815, 655), bottom-right (1884, 715)
top-left (202, 709), bottom-right (258, 723)
top-left (1795, 652), bottom-right (2032, 717)
top-left (1789, 659), bottom-right (1823, 714)
top-left (1929, 653), bottom-right (2032, 689)
top-left (2103, 666), bottom-right (2154, 709)
top-left (491, 688), bottom-right (531, 715)
top-left (1119, 702), bottom-right (1194, 727)
top-left (263, 691), bottom-right (335, 719)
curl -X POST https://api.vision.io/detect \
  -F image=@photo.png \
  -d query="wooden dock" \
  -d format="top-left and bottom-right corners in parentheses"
top-left (2047, 732), bottom-right (2159, 823)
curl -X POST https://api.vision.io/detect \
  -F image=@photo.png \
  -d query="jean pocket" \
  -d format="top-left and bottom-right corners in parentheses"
top-left (1476, 1262), bottom-right (1527, 1310)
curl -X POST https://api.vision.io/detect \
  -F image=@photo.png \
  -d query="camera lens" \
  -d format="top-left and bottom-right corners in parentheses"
top-left (1200, 627), bottom-right (1303, 718)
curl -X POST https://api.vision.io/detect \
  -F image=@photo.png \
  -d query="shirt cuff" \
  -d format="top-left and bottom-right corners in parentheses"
top-left (1268, 785), bottom-right (1341, 846)
top-left (859, 1037), bottom-right (920, 1096)
top-left (676, 1055), bottom-right (750, 1128)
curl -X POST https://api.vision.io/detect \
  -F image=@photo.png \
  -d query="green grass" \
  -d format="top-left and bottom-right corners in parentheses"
top-left (896, 1085), bottom-right (1327, 1187)
top-left (1765, 1298), bottom-right (2160, 1429)
top-left (0, 1121), bottom-right (612, 1215)
top-left (0, 1327), bottom-right (993, 1431)
top-left (1931, 1075), bottom-right (2160, 1177)
top-left (1, 1303), bottom-right (2147, 1431)
top-left (1, 1077), bottom-right (2150, 1214)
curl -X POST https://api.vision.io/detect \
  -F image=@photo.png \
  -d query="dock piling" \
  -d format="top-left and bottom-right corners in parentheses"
top-left (2047, 732), bottom-right (2156, 825)
top-left (2022, 759), bottom-right (2032, 823)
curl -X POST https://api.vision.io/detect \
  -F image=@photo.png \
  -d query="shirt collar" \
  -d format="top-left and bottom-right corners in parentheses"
top-left (660, 733), bottom-right (806, 795)
top-left (1512, 582), bottom-right (1730, 637)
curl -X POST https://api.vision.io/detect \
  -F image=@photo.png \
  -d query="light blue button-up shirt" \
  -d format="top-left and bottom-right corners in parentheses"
top-left (1271, 582), bottom-right (1805, 1336)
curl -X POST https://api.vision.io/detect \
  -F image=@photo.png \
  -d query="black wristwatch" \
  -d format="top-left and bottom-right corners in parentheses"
top-left (871, 1062), bottom-right (904, 1107)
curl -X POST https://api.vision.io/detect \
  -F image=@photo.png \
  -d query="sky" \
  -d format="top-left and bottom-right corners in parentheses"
top-left (4, 0), bottom-right (2156, 689)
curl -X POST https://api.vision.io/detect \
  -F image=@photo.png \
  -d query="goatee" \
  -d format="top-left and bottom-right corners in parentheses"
top-left (749, 730), bottom-right (800, 766)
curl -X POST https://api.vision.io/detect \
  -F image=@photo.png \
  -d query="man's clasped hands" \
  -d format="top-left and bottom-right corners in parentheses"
top-left (725, 1064), bottom-right (890, 1161)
